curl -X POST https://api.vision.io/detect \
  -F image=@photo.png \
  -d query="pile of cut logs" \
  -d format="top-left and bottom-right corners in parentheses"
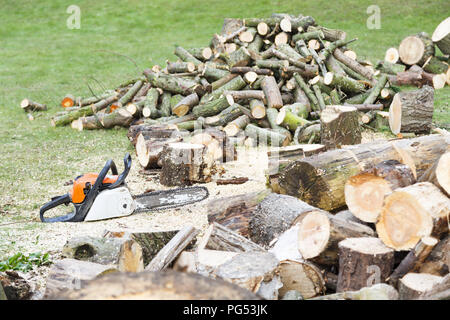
top-left (382, 17), bottom-right (450, 91)
top-left (35, 134), bottom-right (449, 300)
top-left (18, 14), bottom-right (446, 159)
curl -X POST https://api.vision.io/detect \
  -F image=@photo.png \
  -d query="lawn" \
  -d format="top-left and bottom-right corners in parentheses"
top-left (0, 0), bottom-right (449, 258)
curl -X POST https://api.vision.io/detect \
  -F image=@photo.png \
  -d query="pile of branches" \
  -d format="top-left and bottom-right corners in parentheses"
top-left (43, 13), bottom-right (416, 152)
top-left (381, 17), bottom-right (450, 90)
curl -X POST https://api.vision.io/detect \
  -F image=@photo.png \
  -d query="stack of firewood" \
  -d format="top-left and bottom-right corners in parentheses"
top-left (41, 13), bottom-right (446, 158)
top-left (381, 17), bottom-right (450, 91)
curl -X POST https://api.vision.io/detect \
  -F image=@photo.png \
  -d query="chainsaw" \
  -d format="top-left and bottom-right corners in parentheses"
top-left (39, 153), bottom-right (209, 223)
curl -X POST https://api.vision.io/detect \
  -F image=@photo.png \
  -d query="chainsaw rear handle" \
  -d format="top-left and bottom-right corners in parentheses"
top-left (40, 153), bottom-right (132, 223)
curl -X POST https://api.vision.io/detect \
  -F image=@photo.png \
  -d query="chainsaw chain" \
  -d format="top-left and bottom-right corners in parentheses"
top-left (132, 186), bottom-right (209, 213)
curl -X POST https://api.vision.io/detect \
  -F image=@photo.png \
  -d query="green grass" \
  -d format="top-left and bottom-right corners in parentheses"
top-left (0, 0), bottom-right (449, 256)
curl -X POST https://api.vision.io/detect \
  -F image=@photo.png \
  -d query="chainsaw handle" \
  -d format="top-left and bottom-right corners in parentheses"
top-left (105, 153), bottom-right (131, 189)
top-left (39, 194), bottom-right (73, 223)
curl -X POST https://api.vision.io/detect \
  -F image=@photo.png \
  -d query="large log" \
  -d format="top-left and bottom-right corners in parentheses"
top-left (432, 17), bottom-right (450, 55)
top-left (337, 237), bottom-right (395, 292)
top-left (399, 32), bottom-right (435, 65)
top-left (297, 211), bottom-right (375, 266)
top-left (46, 269), bottom-right (260, 300)
top-left (320, 105), bottom-right (361, 149)
top-left (388, 85), bottom-right (434, 135)
top-left (44, 259), bottom-right (118, 298)
top-left (275, 134), bottom-right (450, 211)
top-left (345, 160), bottom-right (416, 223)
top-left (61, 236), bottom-right (144, 272)
top-left (207, 190), bottom-right (272, 238)
top-left (376, 182), bottom-right (450, 251)
top-left (135, 134), bottom-right (182, 169)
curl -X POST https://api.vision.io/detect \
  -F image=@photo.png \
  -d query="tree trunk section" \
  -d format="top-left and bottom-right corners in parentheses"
top-left (320, 105), bottom-right (361, 149)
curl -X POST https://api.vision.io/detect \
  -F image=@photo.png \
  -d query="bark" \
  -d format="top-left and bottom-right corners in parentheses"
top-left (117, 80), bottom-right (143, 106)
top-left (167, 61), bottom-right (196, 74)
top-left (276, 108), bottom-right (310, 131)
top-left (103, 229), bottom-right (179, 266)
top-left (422, 56), bottom-right (449, 74)
top-left (207, 190), bottom-right (272, 238)
top-left (61, 236), bottom-right (144, 272)
top-left (432, 17), bottom-right (450, 55)
top-left (344, 159), bottom-right (416, 223)
top-left (143, 87), bottom-right (161, 119)
top-left (203, 104), bottom-right (243, 127)
top-left (293, 73), bottom-right (319, 110)
top-left (323, 72), bottom-right (366, 93)
top-left (174, 46), bottom-right (202, 66)
top-left (172, 92), bottom-right (199, 116)
top-left (244, 124), bottom-right (290, 147)
top-left (223, 114), bottom-right (250, 136)
top-left (145, 226), bottom-right (199, 271)
top-left (398, 273), bottom-right (443, 300)
top-left (159, 91), bottom-right (172, 117)
top-left (388, 85), bottom-right (434, 134)
top-left (159, 142), bottom-right (212, 186)
top-left (307, 25), bottom-right (346, 41)
top-left (143, 69), bottom-right (202, 96)
top-left (44, 259), bottom-right (118, 298)
top-left (276, 134), bottom-right (449, 211)
top-left (46, 269), bottom-right (260, 300)
top-left (376, 182), bottom-right (450, 251)
top-left (363, 74), bottom-right (388, 104)
top-left (417, 235), bottom-right (450, 276)
top-left (260, 76), bottom-right (284, 109)
top-left (337, 237), bottom-right (395, 292)
top-left (0, 271), bottom-right (32, 300)
top-left (192, 96), bottom-right (230, 118)
top-left (320, 105), bottom-right (361, 149)
top-left (375, 61), bottom-right (406, 75)
top-left (334, 48), bottom-right (374, 81)
top-left (418, 152), bottom-right (450, 195)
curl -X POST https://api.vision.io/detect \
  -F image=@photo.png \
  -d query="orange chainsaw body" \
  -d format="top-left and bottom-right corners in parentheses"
top-left (69, 173), bottom-right (118, 204)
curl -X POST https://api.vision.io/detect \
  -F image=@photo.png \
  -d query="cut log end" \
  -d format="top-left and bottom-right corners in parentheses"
top-left (385, 47), bottom-right (399, 64)
top-left (296, 211), bottom-right (332, 260)
top-left (257, 22), bottom-right (269, 36)
top-left (436, 152), bottom-right (450, 194)
top-left (399, 36), bottom-right (425, 65)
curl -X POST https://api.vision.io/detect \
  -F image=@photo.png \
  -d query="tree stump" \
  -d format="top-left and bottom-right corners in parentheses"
top-left (336, 237), bottom-right (395, 292)
top-left (62, 236), bottom-right (144, 272)
top-left (159, 142), bottom-right (213, 186)
top-left (389, 85), bottom-right (434, 134)
top-left (398, 273), bottom-right (444, 300)
top-left (345, 160), bottom-right (416, 223)
top-left (320, 105), bottom-right (361, 149)
top-left (376, 182), bottom-right (450, 251)
top-left (297, 211), bottom-right (375, 267)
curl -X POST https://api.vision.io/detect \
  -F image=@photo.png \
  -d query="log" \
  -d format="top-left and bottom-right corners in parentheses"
top-left (61, 236), bottom-right (144, 272)
top-left (143, 70), bottom-right (201, 96)
top-left (225, 90), bottom-right (266, 104)
top-left (203, 104), bottom-right (243, 127)
top-left (230, 66), bottom-right (273, 76)
top-left (388, 236), bottom-right (439, 287)
top-left (418, 273), bottom-right (450, 300)
top-left (276, 108), bottom-right (310, 131)
top-left (103, 229), bottom-right (179, 266)
top-left (276, 134), bottom-right (449, 211)
top-left (333, 48), bottom-right (374, 81)
top-left (159, 142), bottom-right (212, 186)
top-left (345, 159), bottom-right (416, 223)
top-left (277, 260), bottom-right (326, 299)
top-left (248, 193), bottom-right (328, 248)
top-left (297, 211), bottom-right (375, 266)
top-left (307, 25), bottom-right (346, 42)
top-left (22, 99), bottom-right (47, 119)
top-left (192, 96), bottom-right (230, 118)
top-left (244, 124), bottom-right (290, 147)
top-left (190, 131), bottom-right (223, 162)
top-left (310, 283), bottom-right (399, 300)
top-left (399, 32), bottom-right (435, 66)
top-left (388, 85), bottom-right (434, 134)
top-left (202, 127), bottom-right (237, 162)
top-left (51, 105), bottom-right (95, 126)
top-left (398, 273), bottom-right (443, 300)
top-left (143, 87), bottom-right (161, 119)
top-left (376, 182), bottom-right (450, 251)
top-left (375, 60), bottom-right (406, 75)
top-left (418, 152), bottom-right (450, 195)
top-left (202, 62), bottom-right (230, 81)
top-left (363, 74), bottom-right (388, 104)
top-left (417, 235), bottom-right (450, 276)
top-left (422, 56), bottom-right (449, 75)
top-left (207, 190), bottom-right (272, 238)
top-left (293, 73), bottom-right (319, 110)
top-left (127, 123), bottom-right (179, 146)
top-left (186, 47), bottom-right (213, 61)
top-left (261, 76), bottom-right (283, 109)
top-left (174, 46), bottom-right (202, 66)
top-left (432, 17), bottom-right (450, 55)
top-left (387, 71), bottom-right (428, 87)
top-left (323, 72), bottom-right (366, 93)
top-left (320, 105), bottom-right (361, 149)
top-left (91, 93), bottom-right (119, 113)
top-left (337, 237), bottom-right (395, 292)
top-left (384, 47), bottom-right (400, 64)
top-left (145, 225), bottom-right (199, 271)
top-left (47, 269), bottom-right (260, 300)
top-left (198, 222), bottom-right (265, 253)
top-left (223, 114), bottom-right (250, 137)
top-left (214, 251), bottom-right (279, 294)
top-left (117, 80), bottom-right (143, 106)
top-left (44, 259), bottom-right (118, 298)
top-left (167, 61), bottom-right (196, 74)
top-left (172, 92), bottom-right (199, 116)
top-left (249, 99), bottom-right (266, 119)
top-left (136, 135), bottom-right (182, 169)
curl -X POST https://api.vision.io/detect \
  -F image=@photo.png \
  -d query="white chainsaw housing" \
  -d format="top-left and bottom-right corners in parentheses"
top-left (84, 186), bottom-right (136, 221)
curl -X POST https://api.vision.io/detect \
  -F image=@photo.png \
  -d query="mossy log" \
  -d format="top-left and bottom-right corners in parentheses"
top-left (20, 99), bottom-right (47, 112)
top-left (172, 92), bottom-right (199, 117)
top-left (275, 134), bottom-right (450, 211)
top-left (143, 87), bottom-right (161, 119)
top-left (244, 124), bottom-right (290, 147)
top-left (261, 76), bottom-right (283, 109)
top-left (432, 17), bottom-right (450, 55)
top-left (174, 46), bottom-right (202, 66)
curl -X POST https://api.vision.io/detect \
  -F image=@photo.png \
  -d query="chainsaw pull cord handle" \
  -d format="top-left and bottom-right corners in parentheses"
top-left (104, 153), bottom-right (131, 190)
top-left (40, 157), bottom-right (118, 223)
